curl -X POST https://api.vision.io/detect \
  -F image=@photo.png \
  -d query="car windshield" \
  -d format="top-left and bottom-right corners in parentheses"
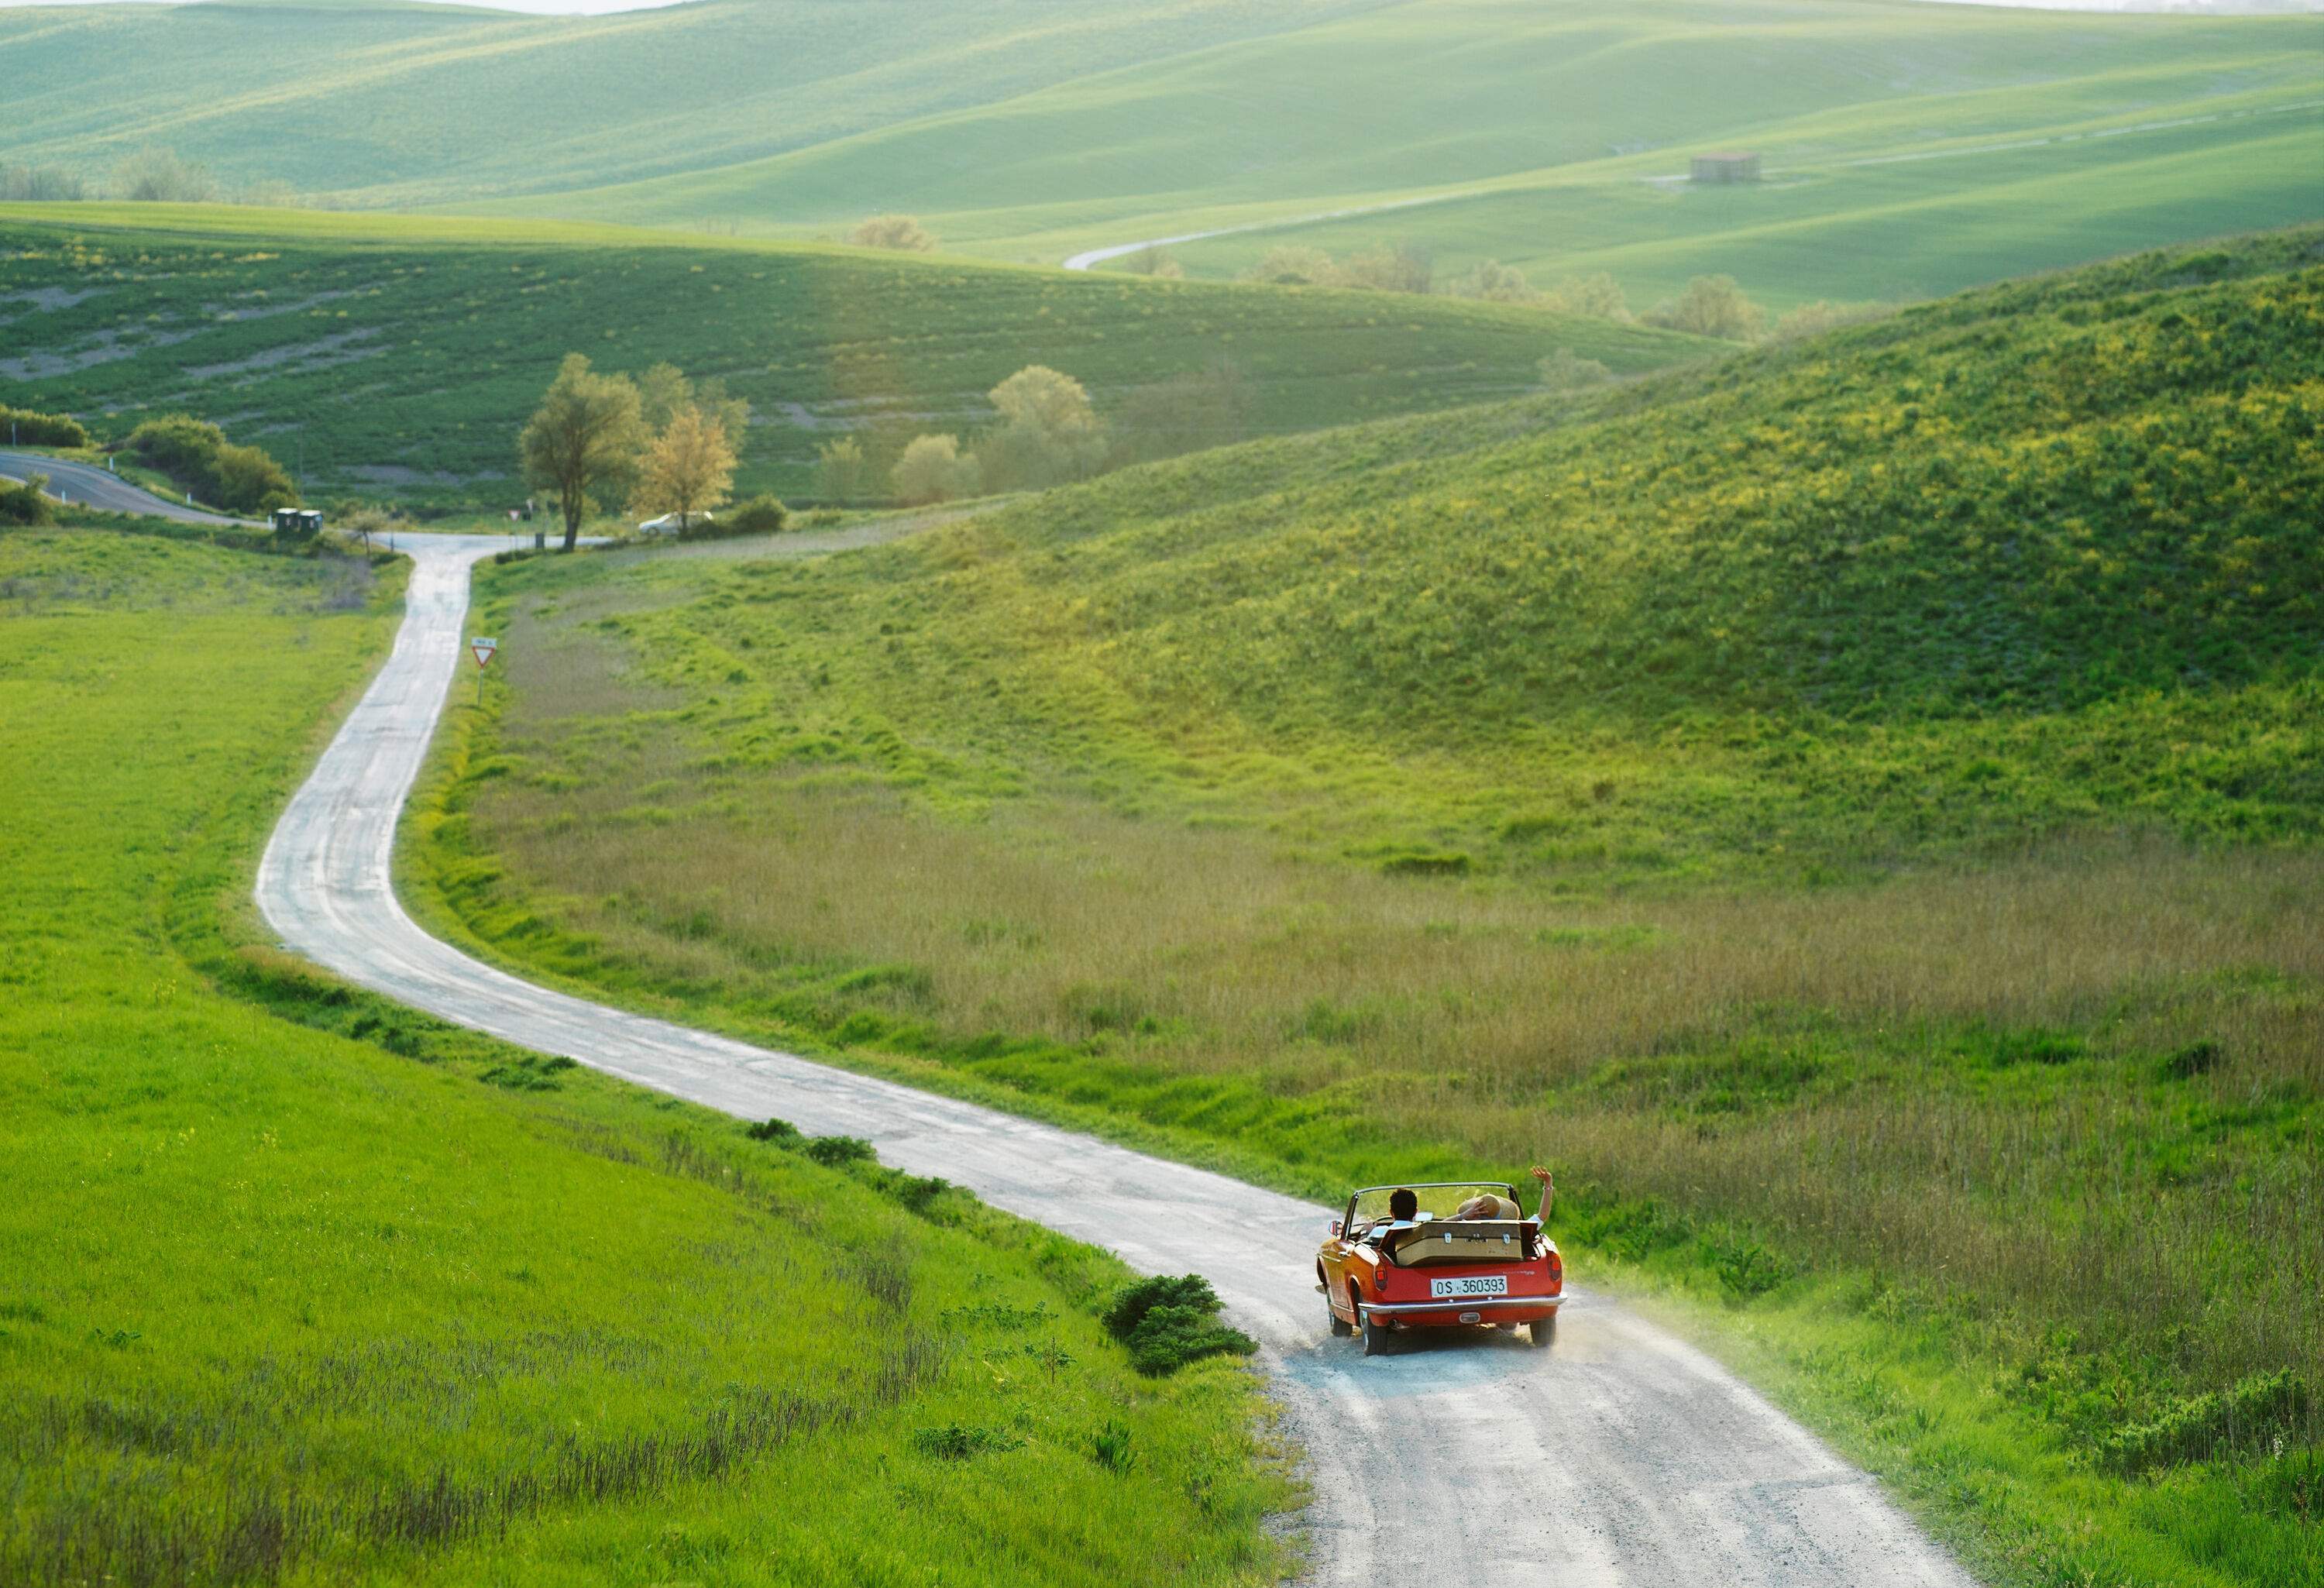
top-left (1349, 1184), bottom-right (1518, 1227)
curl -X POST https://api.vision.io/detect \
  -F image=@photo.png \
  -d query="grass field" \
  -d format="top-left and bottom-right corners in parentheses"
top-left (409, 229), bottom-right (2324, 1586)
top-left (0, 524), bottom-right (1296, 1586)
top-left (6, 1), bottom-right (2319, 311)
top-left (0, 206), bottom-right (1704, 508)
top-left (0, 0), bottom-right (1375, 208)
top-left (483, 0), bottom-right (2324, 307)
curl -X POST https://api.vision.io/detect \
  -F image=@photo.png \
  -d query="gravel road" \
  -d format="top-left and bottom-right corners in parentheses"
top-left (257, 532), bottom-right (1978, 1587)
top-left (0, 449), bottom-right (246, 524)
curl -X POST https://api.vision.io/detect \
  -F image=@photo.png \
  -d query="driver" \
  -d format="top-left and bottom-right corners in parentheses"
top-left (1386, 1187), bottom-right (1419, 1224)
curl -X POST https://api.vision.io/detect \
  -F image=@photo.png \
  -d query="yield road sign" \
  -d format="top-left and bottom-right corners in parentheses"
top-left (469, 637), bottom-right (498, 669)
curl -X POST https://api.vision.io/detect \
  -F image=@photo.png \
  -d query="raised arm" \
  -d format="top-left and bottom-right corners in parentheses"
top-left (1528, 1164), bottom-right (1555, 1222)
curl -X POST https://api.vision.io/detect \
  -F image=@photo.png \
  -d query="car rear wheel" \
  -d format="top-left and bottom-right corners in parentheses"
top-left (1361, 1302), bottom-right (1394, 1357)
top-left (1528, 1312), bottom-right (1557, 1349)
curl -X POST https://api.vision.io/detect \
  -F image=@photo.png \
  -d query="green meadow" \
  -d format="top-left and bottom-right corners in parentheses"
top-left (480, 0), bottom-right (2324, 305)
top-left (0, 524), bottom-right (1295, 1586)
top-left (410, 229), bottom-right (2324, 1586)
top-left (0, 207), bottom-right (1702, 507)
top-left (0, 0), bottom-right (1371, 208)
top-left (5, 0), bottom-right (2319, 310)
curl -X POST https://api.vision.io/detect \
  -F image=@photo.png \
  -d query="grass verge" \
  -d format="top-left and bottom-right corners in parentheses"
top-left (0, 524), bottom-right (1298, 1586)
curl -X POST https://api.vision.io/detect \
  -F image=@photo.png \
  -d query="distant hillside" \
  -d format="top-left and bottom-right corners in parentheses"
top-left (0, 0), bottom-right (1375, 208)
top-left (552, 223), bottom-right (2324, 872)
top-left (473, 0), bottom-right (2324, 306)
top-left (3, 0), bottom-right (2319, 310)
top-left (0, 206), bottom-right (1707, 505)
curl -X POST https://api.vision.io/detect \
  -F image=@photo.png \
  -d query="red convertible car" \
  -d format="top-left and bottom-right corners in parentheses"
top-left (1318, 1181), bottom-right (1563, 1355)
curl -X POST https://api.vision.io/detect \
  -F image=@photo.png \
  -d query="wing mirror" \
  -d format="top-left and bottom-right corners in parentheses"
top-left (1329, 1219), bottom-right (1343, 1238)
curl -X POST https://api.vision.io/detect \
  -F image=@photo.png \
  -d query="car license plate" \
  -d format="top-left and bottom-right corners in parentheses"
top-left (1430, 1274), bottom-right (1508, 1300)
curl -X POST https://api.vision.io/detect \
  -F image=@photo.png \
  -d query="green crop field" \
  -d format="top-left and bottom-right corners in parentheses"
top-left (0, 0), bottom-right (1375, 209)
top-left (425, 0), bottom-right (2324, 306)
top-left (411, 229), bottom-right (2324, 1586)
top-left (0, 206), bottom-right (1704, 509)
top-left (0, 524), bottom-right (1294, 1586)
top-left (5, 0), bottom-right (2319, 311)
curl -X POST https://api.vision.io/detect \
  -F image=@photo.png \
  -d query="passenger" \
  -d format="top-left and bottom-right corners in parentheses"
top-left (1451, 1194), bottom-right (1504, 1220)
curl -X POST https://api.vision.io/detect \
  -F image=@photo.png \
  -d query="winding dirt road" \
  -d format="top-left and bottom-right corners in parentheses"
top-left (258, 532), bottom-right (1978, 1587)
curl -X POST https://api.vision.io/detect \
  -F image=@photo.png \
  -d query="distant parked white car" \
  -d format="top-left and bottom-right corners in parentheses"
top-left (636, 511), bottom-right (710, 536)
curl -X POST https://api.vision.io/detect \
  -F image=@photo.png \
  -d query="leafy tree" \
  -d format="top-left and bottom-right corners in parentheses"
top-left (816, 436), bottom-right (869, 502)
top-left (0, 406), bottom-right (89, 448)
top-left (2, 164), bottom-right (88, 202)
top-left (123, 414), bottom-right (294, 514)
top-left (0, 474), bottom-right (53, 526)
top-left (211, 442), bottom-right (297, 514)
top-left (1242, 246), bottom-right (1338, 287)
top-left (1339, 242), bottom-right (1433, 296)
top-left (1644, 275), bottom-right (1767, 341)
top-left (891, 435), bottom-right (981, 506)
top-left (518, 353), bottom-right (645, 552)
top-left (847, 215), bottom-right (936, 253)
top-left (979, 365), bottom-right (1109, 491)
top-left (1116, 246), bottom-right (1185, 280)
top-left (1545, 273), bottom-right (1633, 322)
top-left (636, 363), bottom-right (748, 447)
top-left (336, 504), bottom-right (405, 553)
top-left (1114, 360), bottom-right (1254, 466)
top-left (112, 146), bottom-right (214, 203)
top-left (1538, 347), bottom-right (1614, 392)
top-left (1446, 260), bottom-right (1538, 303)
top-left (630, 403), bottom-right (737, 534)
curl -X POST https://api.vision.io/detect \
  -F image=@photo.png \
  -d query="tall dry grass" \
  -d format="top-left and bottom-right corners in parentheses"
top-left (466, 689), bottom-right (2322, 1398)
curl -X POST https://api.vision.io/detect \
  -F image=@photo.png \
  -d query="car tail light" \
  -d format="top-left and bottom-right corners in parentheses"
top-left (1546, 1250), bottom-right (1563, 1288)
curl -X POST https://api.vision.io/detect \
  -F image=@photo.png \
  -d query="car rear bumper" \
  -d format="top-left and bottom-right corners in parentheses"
top-left (1360, 1294), bottom-right (1563, 1321)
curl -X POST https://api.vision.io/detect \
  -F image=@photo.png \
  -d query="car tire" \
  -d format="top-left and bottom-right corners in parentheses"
top-left (1362, 1304), bottom-right (1393, 1357)
top-left (1529, 1312), bottom-right (1557, 1349)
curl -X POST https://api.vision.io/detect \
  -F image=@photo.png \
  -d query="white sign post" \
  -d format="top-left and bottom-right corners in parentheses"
top-left (469, 636), bottom-right (497, 704)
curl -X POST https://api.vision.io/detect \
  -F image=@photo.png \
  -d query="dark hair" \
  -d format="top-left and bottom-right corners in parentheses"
top-left (1388, 1188), bottom-right (1418, 1221)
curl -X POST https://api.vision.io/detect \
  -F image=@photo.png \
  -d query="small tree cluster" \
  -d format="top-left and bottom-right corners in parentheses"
top-left (124, 414), bottom-right (297, 514)
top-left (1112, 246), bottom-right (1185, 280)
top-left (889, 364), bottom-right (1114, 504)
top-left (0, 474), bottom-right (54, 527)
top-left (1239, 240), bottom-right (1432, 294)
top-left (517, 358), bottom-right (755, 548)
top-left (1642, 274), bottom-right (1767, 341)
top-left (847, 215), bottom-right (936, 253)
top-left (2, 165), bottom-right (88, 202)
top-left (1538, 346), bottom-right (1614, 393)
top-left (113, 146), bottom-right (216, 204)
top-left (0, 406), bottom-right (90, 448)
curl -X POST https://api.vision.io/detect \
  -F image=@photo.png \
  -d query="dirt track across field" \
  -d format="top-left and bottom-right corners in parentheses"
top-left (258, 532), bottom-right (1978, 1588)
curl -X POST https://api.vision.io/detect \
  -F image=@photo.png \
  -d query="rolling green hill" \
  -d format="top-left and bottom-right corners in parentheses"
top-left (0, 206), bottom-right (1705, 507)
top-left (0, 0), bottom-right (1377, 208)
top-left (0, 524), bottom-right (1292, 1586)
top-left (431, 0), bottom-right (2324, 305)
top-left (407, 227), bottom-right (2324, 1584)
top-left (5, 0), bottom-right (2319, 311)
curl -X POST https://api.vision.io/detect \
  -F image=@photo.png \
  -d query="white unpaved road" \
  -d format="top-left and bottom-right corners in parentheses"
top-left (257, 533), bottom-right (1977, 1587)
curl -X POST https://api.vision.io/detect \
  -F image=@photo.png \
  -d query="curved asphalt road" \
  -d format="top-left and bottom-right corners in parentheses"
top-left (258, 532), bottom-right (1978, 1588)
top-left (0, 449), bottom-right (246, 525)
